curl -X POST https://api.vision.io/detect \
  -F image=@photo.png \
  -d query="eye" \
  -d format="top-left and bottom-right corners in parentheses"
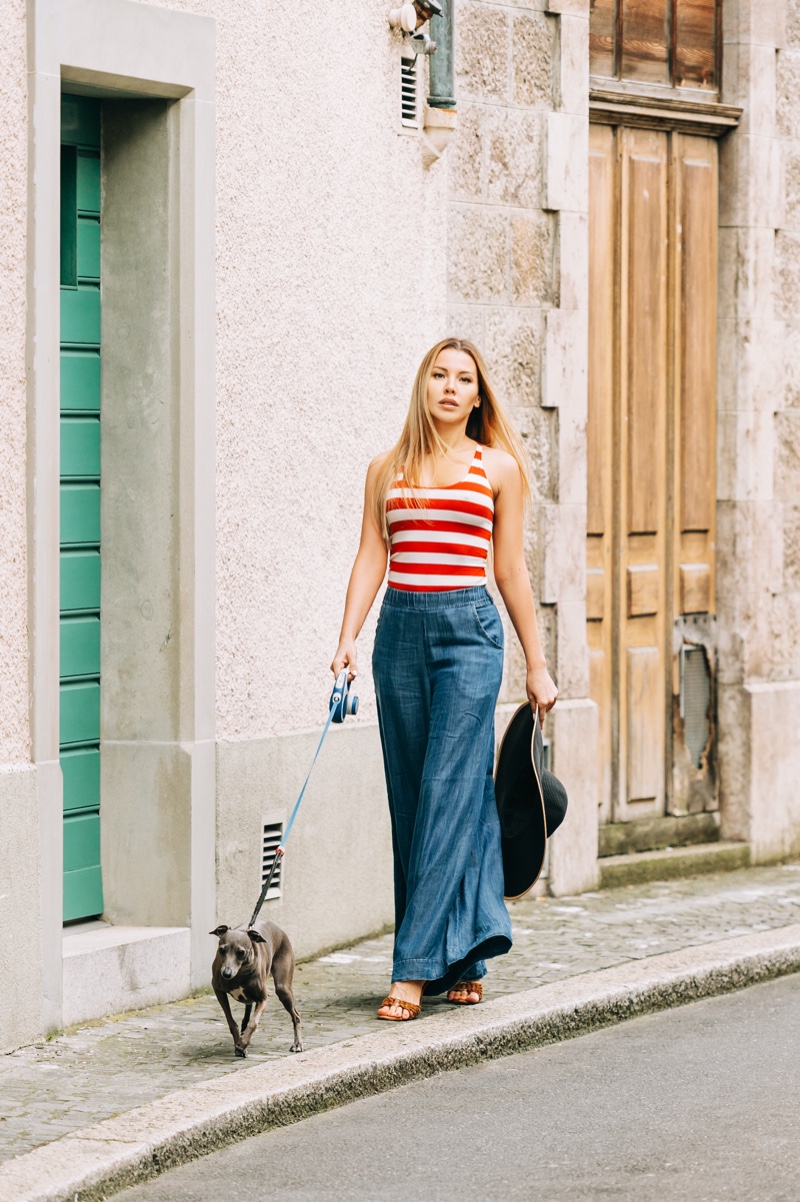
top-left (236, 948), bottom-right (245, 958)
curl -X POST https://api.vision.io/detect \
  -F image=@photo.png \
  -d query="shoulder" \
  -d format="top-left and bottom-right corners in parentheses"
top-left (364, 450), bottom-right (396, 493)
top-left (481, 445), bottom-right (521, 493)
top-left (365, 449), bottom-right (393, 475)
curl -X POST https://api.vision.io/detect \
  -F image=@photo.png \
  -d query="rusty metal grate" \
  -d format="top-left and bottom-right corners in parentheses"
top-left (680, 645), bottom-right (711, 769)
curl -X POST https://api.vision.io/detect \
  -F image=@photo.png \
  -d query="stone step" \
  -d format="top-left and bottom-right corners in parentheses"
top-left (599, 812), bottom-right (721, 857)
top-left (599, 841), bottom-right (751, 889)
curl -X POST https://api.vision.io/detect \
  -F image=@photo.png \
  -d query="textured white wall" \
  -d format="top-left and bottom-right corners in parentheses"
top-left (136, 0), bottom-right (449, 739)
top-left (0, 0), bottom-right (30, 766)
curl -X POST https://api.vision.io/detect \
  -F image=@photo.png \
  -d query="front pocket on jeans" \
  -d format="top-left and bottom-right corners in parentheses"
top-left (473, 604), bottom-right (504, 649)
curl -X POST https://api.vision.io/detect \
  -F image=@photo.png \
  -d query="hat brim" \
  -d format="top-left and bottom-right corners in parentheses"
top-left (494, 703), bottom-right (547, 900)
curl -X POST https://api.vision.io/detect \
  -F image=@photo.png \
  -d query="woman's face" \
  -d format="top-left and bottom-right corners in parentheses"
top-left (426, 349), bottom-right (480, 430)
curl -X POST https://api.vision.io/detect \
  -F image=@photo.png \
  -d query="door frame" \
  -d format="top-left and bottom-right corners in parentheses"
top-left (587, 93), bottom-right (741, 835)
top-left (27, 0), bottom-right (216, 1030)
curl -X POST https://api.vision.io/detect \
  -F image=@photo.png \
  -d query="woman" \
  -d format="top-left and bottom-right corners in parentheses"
top-left (331, 338), bottom-right (558, 1021)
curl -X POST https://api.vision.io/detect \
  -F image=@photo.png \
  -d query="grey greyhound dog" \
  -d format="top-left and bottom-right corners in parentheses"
top-left (210, 920), bottom-right (303, 1057)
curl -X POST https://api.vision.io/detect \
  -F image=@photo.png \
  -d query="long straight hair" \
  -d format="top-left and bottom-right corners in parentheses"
top-left (374, 338), bottom-right (531, 538)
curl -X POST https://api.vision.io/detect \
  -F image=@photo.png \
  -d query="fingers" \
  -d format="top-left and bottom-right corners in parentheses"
top-left (330, 650), bottom-right (358, 678)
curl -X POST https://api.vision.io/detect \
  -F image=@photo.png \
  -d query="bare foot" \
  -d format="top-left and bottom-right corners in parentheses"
top-left (377, 980), bottom-right (425, 1020)
top-left (446, 980), bottom-right (483, 1005)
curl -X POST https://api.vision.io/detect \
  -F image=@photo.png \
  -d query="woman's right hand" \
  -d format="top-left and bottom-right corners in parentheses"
top-left (331, 639), bottom-right (358, 682)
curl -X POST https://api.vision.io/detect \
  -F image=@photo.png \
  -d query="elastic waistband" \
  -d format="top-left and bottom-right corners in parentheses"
top-left (383, 585), bottom-right (492, 611)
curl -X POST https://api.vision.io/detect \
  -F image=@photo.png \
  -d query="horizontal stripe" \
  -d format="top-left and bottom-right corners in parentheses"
top-left (389, 538), bottom-right (490, 555)
top-left (388, 481), bottom-right (492, 503)
top-left (387, 500), bottom-right (493, 524)
top-left (388, 518), bottom-right (492, 540)
top-left (387, 576), bottom-right (487, 592)
top-left (389, 561), bottom-right (485, 576)
top-left (390, 526), bottom-right (489, 543)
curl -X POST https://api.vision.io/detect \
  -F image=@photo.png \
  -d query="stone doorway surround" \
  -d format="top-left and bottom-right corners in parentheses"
top-left (26, 0), bottom-right (216, 1035)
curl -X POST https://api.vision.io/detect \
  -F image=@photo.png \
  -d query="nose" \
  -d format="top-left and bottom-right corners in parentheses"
top-left (222, 966), bottom-right (233, 979)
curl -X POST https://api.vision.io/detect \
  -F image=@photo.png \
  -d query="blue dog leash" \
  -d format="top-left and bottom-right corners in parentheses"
top-left (247, 669), bottom-right (358, 928)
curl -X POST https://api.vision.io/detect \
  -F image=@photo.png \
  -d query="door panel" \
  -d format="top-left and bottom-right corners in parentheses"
top-left (618, 128), bottom-right (669, 818)
top-left (626, 646), bottom-right (663, 803)
top-left (587, 123), bottom-right (718, 823)
top-left (61, 748), bottom-right (101, 814)
top-left (673, 134), bottom-right (717, 619)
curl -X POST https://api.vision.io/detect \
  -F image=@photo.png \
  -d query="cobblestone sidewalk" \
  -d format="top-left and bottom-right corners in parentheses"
top-left (2, 862), bottom-right (799, 1163)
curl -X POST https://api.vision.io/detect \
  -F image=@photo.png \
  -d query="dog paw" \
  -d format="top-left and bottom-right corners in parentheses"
top-left (235, 1046), bottom-right (247, 1058)
top-left (291, 1043), bottom-right (304, 1053)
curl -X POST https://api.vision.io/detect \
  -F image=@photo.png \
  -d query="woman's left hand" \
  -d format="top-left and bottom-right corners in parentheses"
top-left (526, 663), bottom-right (558, 729)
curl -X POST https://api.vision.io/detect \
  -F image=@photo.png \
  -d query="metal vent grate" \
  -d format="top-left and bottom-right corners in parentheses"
top-left (261, 819), bottom-right (284, 899)
top-left (680, 646), bottom-right (711, 769)
top-left (401, 56), bottom-right (419, 128)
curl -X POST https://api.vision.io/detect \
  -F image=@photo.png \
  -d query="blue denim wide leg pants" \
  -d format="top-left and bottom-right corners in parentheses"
top-left (372, 585), bottom-right (512, 995)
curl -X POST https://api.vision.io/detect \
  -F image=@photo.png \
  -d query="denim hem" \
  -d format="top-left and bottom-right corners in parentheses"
top-left (393, 934), bottom-right (511, 995)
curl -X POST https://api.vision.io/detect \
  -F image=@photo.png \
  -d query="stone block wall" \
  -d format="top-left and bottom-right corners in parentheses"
top-left (449, 0), bottom-right (598, 891)
top-left (776, 3), bottom-right (800, 687)
top-left (717, 0), bottom-right (800, 860)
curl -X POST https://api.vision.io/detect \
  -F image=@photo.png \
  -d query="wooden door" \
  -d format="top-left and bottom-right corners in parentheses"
top-left (587, 122), bottom-right (718, 824)
top-left (60, 95), bottom-right (104, 921)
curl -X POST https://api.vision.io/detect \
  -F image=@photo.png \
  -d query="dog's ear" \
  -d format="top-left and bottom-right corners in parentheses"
top-left (210, 925), bottom-right (229, 938)
top-left (247, 927), bottom-right (267, 944)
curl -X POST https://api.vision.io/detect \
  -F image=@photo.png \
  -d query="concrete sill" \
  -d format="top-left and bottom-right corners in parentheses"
top-left (599, 841), bottom-right (751, 890)
top-left (62, 924), bottom-right (191, 1028)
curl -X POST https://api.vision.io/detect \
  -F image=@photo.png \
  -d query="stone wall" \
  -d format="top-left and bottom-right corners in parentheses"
top-left (449, 0), bottom-right (598, 891)
top-left (0, 0), bottom-right (30, 767)
top-left (777, 1), bottom-right (800, 687)
top-left (717, 0), bottom-right (800, 860)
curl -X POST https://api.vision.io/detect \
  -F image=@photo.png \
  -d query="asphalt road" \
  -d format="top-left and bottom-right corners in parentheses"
top-left (117, 973), bottom-right (800, 1202)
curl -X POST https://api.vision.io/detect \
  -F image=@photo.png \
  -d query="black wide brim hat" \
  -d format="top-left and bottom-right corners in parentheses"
top-left (494, 703), bottom-right (569, 900)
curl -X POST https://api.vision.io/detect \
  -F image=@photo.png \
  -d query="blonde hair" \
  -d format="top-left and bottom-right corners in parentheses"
top-left (374, 338), bottom-right (531, 538)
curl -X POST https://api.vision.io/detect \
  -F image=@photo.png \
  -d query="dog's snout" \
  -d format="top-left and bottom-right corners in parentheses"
top-left (222, 966), bottom-right (233, 979)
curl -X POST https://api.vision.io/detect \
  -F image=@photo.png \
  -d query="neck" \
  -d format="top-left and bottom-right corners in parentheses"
top-left (431, 421), bottom-right (472, 452)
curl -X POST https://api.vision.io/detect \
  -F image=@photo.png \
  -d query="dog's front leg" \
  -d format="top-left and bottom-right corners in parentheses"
top-left (214, 989), bottom-right (243, 1054)
top-left (238, 997), bottom-right (268, 1055)
top-left (241, 1003), bottom-right (252, 1036)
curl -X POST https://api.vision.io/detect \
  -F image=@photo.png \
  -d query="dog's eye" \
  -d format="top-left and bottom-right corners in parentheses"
top-left (236, 948), bottom-right (245, 958)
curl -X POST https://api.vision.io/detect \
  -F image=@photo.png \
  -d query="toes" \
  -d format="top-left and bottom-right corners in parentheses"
top-left (379, 1002), bottom-right (411, 1019)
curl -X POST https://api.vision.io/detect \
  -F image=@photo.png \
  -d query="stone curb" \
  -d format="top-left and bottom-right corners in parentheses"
top-left (3, 923), bottom-right (800, 1202)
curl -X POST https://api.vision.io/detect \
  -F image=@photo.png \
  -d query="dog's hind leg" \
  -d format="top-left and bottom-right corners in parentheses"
top-left (272, 943), bottom-right (303, 1052)
top-left (275, 982), bottom-right (303, 1053)
top-left (241, 1003), bottom-right (252, 1036)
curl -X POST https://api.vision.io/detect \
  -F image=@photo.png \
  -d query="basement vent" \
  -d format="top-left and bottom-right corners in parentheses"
top-left (680, 646), bottom-right (711, 769)
top-left (261, 819), bottom-right (284, 900)
top-left (401, 55), bottom-right (419, 128)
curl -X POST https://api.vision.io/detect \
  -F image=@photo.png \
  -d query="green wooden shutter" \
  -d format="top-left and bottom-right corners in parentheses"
top-left (60, 95), bottom-right (104, 923)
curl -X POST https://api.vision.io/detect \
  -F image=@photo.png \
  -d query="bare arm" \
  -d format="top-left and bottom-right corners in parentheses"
top-left (330, 457), bottom-right (389, 679)
top-left (487, 449), bottom-right (558, 726)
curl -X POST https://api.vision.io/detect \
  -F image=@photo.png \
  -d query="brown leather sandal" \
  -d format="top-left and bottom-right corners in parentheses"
top-left (377, 995), bottom-right (421, 1021)
top-left (447, 980), bottom-right (483, 1005)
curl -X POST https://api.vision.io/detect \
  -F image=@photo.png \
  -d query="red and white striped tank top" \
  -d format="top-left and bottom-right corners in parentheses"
top-left (386, 444), bottom-right (495, 592)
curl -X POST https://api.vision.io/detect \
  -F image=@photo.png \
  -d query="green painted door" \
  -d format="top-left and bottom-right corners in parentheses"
top-left (60, 95), bottom-right (103, 922)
